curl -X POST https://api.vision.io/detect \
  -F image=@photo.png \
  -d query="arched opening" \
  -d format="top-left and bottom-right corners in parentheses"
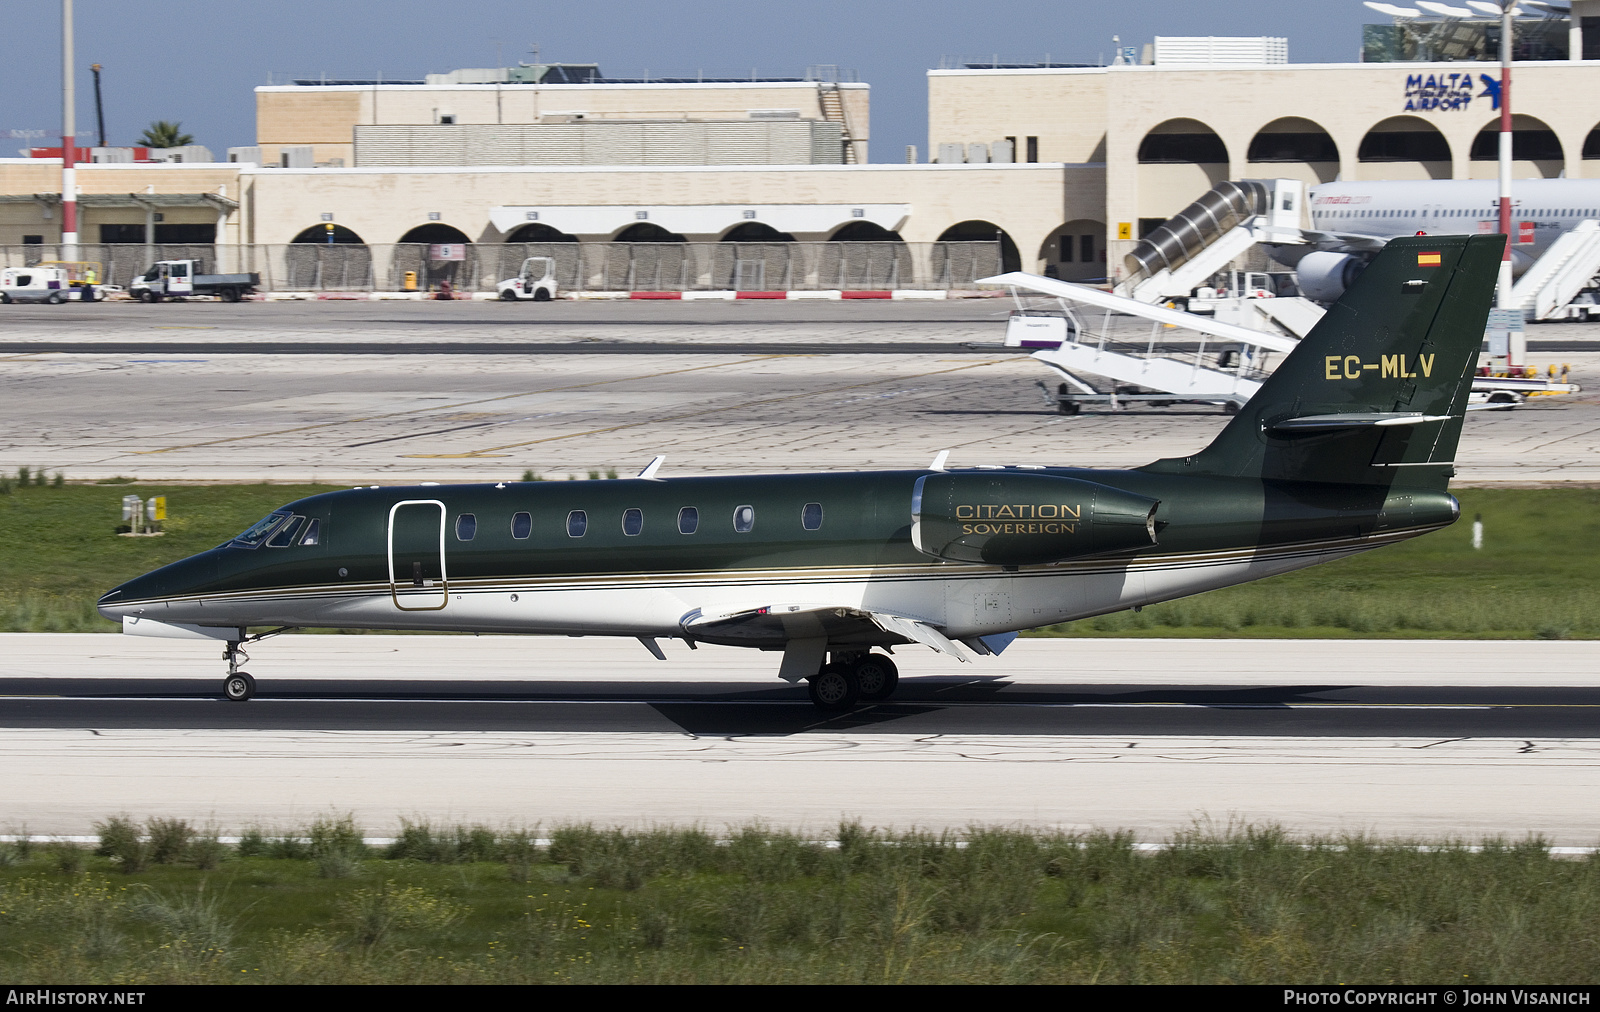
top-left (829, 220), bottom-right (903, 241)
top-left (286, 223), bottom-right (371, 290)
top-left (817, 221), bottom-right (911, 288)
top-left (397, 223), bottom-right (472, 245)
top-left (1138, 119), bottom-right (1228, 164)
top-left (394, 223), bottom-right (473, 292)
top-left (291, 224), bottom-right (366, 244)
top-left (1470, 114), bottom-right (1564, 179)
top-left (1038, 220), bottom-right (1106, 281)
top-left (613, 222), bottom-right (687, 243)
top-left (1357, 117), bottom-right (1451, 179)
top-left (505, 222), bottom-right (577, 243)
top-left (1247, 117), bottom-right (1340, 186)
top-left (721, 222), bottom-right (796, 242)
top-left (1585, 124), bottom-right (1600, 160)
top-left (936, 220), bottom-right (1019, 275)
top-left (1138, 119), bottom-right (1230, 223)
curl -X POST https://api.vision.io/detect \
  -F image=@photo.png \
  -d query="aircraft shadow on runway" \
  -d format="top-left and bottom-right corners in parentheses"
top-left (4, 677), bottom-right (1600, 738)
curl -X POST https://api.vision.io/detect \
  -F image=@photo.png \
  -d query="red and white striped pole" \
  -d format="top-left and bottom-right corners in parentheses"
top-left (1495, 1), bottom-right (1514, 312)
top-left (60, 0), bottom-right (77, 256)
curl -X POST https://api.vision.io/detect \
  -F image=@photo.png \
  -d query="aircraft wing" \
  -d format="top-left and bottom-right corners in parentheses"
top-left (979, 271), bottom-right (1299, 354)
top-left (1299, 230), bottom-right (1390, 253)
top-left (679, 603), bottom-right (976, 673)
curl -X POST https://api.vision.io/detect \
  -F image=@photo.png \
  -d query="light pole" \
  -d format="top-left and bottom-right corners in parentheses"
top-left (61, 0), bottom-right (77, 256)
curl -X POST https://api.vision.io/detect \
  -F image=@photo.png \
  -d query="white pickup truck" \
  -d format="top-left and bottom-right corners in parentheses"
top-left (130, 260), bottom-right (259, 303)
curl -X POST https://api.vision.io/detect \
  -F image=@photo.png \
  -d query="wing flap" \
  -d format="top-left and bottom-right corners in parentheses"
top-left (680, 604), bottom-right (971, 661)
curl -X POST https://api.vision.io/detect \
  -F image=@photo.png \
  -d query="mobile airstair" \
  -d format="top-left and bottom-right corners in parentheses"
top-left (1115, 178), bottom-right (1306, 304)
top-left (999, 274), bottom-right (1295, 413)
top-left (1507, 219), bottom-right (1600, 322)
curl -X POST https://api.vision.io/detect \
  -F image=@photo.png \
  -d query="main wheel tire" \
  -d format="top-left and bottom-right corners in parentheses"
top-left (807, 662), bottom-right (859, 711)
top-left (223, 671), bottom-right (256, 702)
top-left (499, 288), bottom-right (518, 301)
top-left (852, 654), bottom-right (899, 701)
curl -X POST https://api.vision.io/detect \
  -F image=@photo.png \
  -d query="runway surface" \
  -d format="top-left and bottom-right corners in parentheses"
top-left (2, 299), bottom-right (1597, 484)
top-left (3, 634), bottom-right (1598, 842)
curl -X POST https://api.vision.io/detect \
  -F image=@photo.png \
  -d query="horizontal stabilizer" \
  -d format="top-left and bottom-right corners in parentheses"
top-left (1268, 412), bottom-right (1454, 433)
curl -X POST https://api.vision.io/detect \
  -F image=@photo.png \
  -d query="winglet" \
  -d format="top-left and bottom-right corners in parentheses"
top-left (929, 449), bottom-right (950, 472)
top-left (637, 455), bottom-right (666, 480)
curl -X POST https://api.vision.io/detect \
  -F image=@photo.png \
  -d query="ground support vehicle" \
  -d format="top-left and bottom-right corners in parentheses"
top-left (496, 257), bottom-right (557, 301)
top-left (130, 260), bottom-right (259, 303)
top-left (0, 266), bottom-right (112, 303)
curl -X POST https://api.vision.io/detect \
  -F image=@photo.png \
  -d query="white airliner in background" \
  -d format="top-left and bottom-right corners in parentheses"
top-left (1305, 178), bottom-right (1600, 268)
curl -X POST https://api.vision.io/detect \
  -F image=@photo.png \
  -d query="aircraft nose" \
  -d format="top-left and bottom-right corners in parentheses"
top-left (98, 551), bottom-right (221, 620)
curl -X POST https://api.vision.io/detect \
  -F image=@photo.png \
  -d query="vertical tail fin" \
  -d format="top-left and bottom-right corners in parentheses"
top-left (1143, 234), bottom-right (1502, 488)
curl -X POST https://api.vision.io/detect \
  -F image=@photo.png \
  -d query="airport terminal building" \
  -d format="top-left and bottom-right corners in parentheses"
top-left (6, 10), bottom-right (1600, 289)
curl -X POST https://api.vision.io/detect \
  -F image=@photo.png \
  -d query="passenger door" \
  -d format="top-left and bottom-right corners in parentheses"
top-left (387, 500), bottom-right (448, 610)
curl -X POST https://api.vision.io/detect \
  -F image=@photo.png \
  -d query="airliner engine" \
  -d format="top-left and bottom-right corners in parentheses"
top-left (911, 472), bottom-right (1159, 567)
top-left (1295, 251), bottom-right (1370, 303)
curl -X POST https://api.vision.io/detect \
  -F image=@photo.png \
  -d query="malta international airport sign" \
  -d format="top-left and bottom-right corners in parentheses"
top-left (1403, 70), bottom-right (1503, 112)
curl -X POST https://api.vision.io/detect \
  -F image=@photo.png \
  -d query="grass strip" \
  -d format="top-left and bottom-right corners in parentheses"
top-left (1, 818), bottom-right (1596, 984)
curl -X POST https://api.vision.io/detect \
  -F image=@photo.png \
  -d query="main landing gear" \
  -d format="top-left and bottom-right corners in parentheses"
top-left (806, 651), bottom-right (899, 712)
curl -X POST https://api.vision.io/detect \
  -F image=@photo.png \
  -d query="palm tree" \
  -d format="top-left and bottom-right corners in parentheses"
top-left (138, 120), bottom-right (195, 149)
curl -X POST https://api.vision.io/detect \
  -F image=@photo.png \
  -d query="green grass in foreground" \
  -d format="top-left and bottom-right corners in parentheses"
top-left (1, 819), bottom-right (1596, 984)
top-left (0, 481), bottom-right (1596, 638)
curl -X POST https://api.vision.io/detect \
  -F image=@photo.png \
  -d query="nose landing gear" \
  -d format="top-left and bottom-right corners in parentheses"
top-left (219, 627), bottom-right (292, 702)
top-left (223, 641), bottom-right (255, 701)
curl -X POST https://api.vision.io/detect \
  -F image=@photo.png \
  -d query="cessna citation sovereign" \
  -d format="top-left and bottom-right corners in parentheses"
top-left (100, 235), bottom-right (1499, 711)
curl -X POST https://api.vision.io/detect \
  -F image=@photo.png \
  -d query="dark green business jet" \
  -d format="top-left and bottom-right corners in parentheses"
top-left (99, 235), bottom-right (1500, 710)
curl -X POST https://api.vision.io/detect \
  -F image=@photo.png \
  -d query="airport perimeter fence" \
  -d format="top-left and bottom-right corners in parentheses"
top-left (0, 241), bottom-right (1004, 293)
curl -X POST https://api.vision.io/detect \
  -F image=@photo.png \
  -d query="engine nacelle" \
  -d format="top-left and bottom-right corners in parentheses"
top-left (1296, 251), bottom-right (1369, 303)
top-left (911, 472), bottom-right (1159, 567)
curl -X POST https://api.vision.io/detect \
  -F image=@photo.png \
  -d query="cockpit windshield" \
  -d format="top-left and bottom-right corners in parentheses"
top-left (230, 511), bottom-right (291, 549)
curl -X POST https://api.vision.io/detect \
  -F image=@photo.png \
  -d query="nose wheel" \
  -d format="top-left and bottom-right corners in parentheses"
top-left (223, 639), bottom-right (256, 702)
top-left (224, 671), bottom-right (256, 702)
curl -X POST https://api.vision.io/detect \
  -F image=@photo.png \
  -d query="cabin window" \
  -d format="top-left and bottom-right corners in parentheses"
top-left (232, 511), bottom-right (291, 549)
top-left (455, 513), bottom-right (477, 541)
top-left (678, 506), bottom-right (699, 534)
top-left (622, 508), bottom-right (644, 536)
top-left (802, 502), bottom-right (823, 531)
top-left (733, 505), bottom-right (755, 533)
top-left (511, 512), bottom-right (532, 539)
top-left (299, 518), bottom-right (321, 546)
top-left (266, 516), bottom-right (306, 547)
top-left (567, 510), bottom-right (587, 538)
